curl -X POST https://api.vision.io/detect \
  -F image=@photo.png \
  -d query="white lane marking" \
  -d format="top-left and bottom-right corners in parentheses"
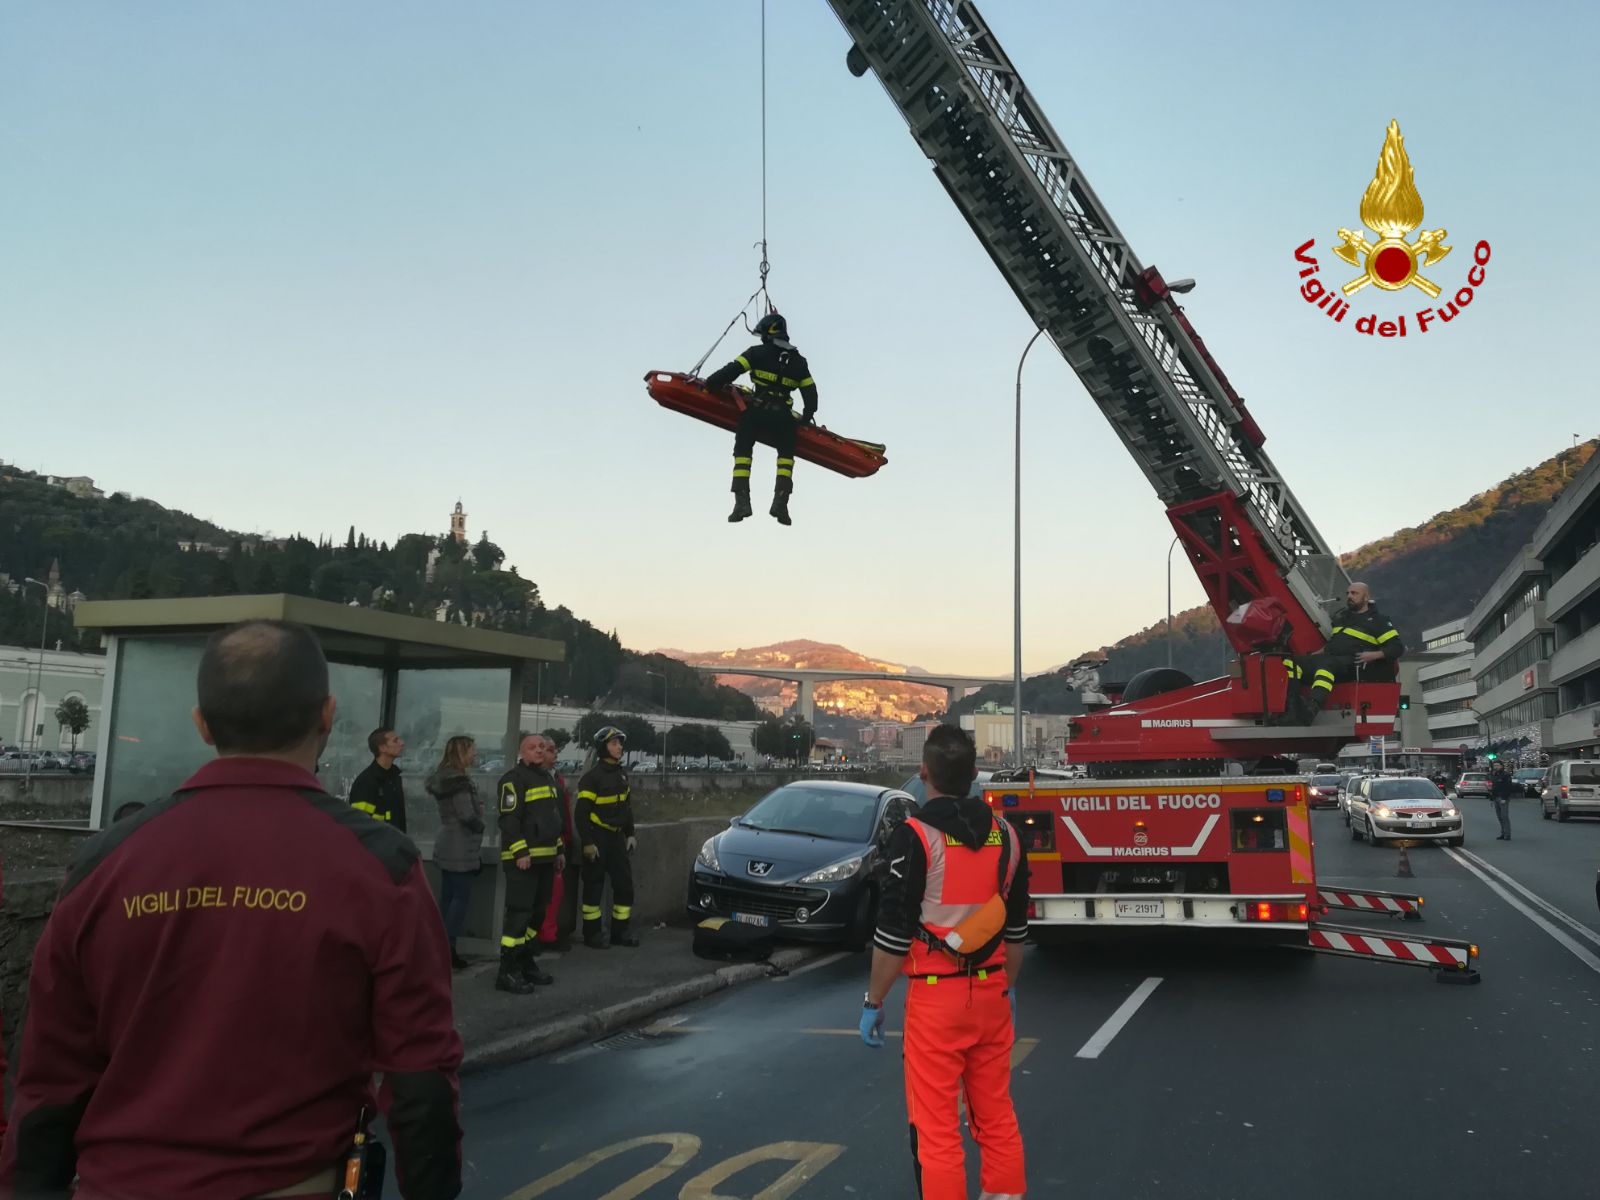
top-left (771, 950), bottom-right (850, 981)
top-left (1448, 847), bottom-right (1600, 951)
top-left (1074, 977), bottom-right (1162, 1060)
top-left (1442, 848), bottom-right (1600, 976)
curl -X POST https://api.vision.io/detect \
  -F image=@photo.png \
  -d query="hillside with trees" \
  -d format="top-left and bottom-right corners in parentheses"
top-left (0, 469), bottom-right (759, 723)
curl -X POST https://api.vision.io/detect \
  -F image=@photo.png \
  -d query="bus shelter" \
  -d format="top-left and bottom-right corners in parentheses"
top-left (74, 594), bottom-right (564, 954)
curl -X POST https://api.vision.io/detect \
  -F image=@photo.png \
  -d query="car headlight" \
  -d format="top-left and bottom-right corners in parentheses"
top-left (1374, 805), bottom-right (1394, 819)
top-left (1443, 807), bottom-right (1459, 818)
top-left (799, 855), bottom-right (864, 884)
top-left (696, 837), bottom-right (723, 872)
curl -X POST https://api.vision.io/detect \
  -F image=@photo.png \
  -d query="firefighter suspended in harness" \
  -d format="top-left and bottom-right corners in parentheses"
top-left (1283, 580), bottom-right (1405, 724)
top-left (701, 311), bottom-right (817, 526)
top-left (860, 725), bottom-right (1030, 1200)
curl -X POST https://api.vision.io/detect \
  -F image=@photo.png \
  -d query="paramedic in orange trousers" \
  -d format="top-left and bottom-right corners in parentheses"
top-left (860, 724), bottom-right (1029, 1200)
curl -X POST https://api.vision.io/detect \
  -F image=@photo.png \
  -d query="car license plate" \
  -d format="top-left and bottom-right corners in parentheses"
top-left (1409, 820), bottom-right (1429, 829)
top-left (1114, 900), bottom-right (1164, 919)
top-left (731, 912), bottom-right (769, 927)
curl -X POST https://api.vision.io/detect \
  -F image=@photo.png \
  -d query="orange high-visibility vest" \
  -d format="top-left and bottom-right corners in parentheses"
top-left (903, 816), bottom-right (1020, 978)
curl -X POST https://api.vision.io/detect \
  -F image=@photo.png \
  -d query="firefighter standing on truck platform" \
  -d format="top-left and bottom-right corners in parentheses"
top-left (701, 311), bottom-right (818, 526)
top-left (495, 734), bottom-right (565, 994)
top-left (0, 619), bottom-right (462, 1200)
top-left (575, 726), bottom-right (639, 949)
top-left (860, 724), bottom-right (1030, 1200)
top-left (1284, 580), bottom-right (1405, 723)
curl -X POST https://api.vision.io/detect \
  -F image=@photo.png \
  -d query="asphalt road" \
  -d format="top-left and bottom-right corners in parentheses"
top-left (463, 801), bottom-right (1600, 1199)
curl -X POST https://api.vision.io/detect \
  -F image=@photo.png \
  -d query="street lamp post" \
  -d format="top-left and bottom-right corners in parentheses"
top-left (1166, 534), bottom-right (1181, 669)
top-left (1014, 326), bottom-right (1046, 769)
top-left (646, 669), bottom-right (668, 774)
top-left (20, 578), bottom-right (50, 789)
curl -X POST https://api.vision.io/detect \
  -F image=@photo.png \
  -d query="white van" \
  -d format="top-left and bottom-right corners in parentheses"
top-left (1541, 759), bottom-right (1600, 821)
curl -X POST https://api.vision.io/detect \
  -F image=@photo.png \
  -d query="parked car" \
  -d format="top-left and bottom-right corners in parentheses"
top-left (1454, 771), bottom-right (1492, 800)
top-left (900, 769), bottom-right (996, 803)
top-left (686, 780), bottom-right (918, 949)
top-left (1512, 767), bottom-right (1547, 798)
top-left (1305, 773), bottom-right (1343, 810)
top-left (1348, 776), bottom-right (1463, 847)
top-left (1540, 759), bottom-right (1600, 822)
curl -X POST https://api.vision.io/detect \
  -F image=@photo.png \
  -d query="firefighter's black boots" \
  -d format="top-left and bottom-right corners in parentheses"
top-left (770, 479), bottom-right (792, 526)
top-left (495, 948), bottom-right (536, 994)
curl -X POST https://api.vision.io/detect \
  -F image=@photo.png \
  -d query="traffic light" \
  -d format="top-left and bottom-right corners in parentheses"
top-left (1484, 751), bottom-right (1498, 762)
top-left (1399, 694), bottom-right (1411, 711)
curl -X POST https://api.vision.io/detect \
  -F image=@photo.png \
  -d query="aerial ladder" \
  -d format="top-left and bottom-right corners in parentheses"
top-left (823, 0), bottom-right (1476, 978)
top-left (823, 0), bottom-right (1396, 775)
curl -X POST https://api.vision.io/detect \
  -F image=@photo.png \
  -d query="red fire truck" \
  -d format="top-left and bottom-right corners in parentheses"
top-left (826, 0), bottom-right (1477, 979)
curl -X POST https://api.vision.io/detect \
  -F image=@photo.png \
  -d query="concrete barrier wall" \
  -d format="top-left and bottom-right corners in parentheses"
top-left (632, 817), bottom-right (728, 927)
top-left (0, 775), bottom-right (94, 814)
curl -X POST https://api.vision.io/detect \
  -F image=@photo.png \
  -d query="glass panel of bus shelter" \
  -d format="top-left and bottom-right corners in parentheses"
top-left (318, 662), bottom-right (386, 802)
top-left (393, 666), bottom-right (511, 843)
top-left (100, 635), bottom-right (209, 821)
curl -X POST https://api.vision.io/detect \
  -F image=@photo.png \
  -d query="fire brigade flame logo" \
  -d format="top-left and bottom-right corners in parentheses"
top-left (1332, 121), bottom-right (1451, 298)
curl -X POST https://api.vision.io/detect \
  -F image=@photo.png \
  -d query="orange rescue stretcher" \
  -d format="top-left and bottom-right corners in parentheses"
top-left (644, 370), bottom-right (888, 479)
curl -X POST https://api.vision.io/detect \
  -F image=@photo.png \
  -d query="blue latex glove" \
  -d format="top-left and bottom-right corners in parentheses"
top-left (859, 1005), bottom-right (885, 1048)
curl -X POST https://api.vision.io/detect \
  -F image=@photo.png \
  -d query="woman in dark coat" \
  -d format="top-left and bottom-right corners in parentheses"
top-left (427, 735), bottom-right (486, 968)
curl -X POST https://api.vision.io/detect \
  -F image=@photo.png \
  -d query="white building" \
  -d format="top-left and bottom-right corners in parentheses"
top-left (0, 646), bottom-right (106, 752)
top-left (1416, 617), bottom-right (1479, 747)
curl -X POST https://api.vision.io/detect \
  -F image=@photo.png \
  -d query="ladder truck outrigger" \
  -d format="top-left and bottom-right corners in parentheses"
top-left (824, 0), bottom-right (1477, 981)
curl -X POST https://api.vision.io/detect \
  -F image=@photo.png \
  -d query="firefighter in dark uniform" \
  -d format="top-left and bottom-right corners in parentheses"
top-left (0, 619), bottom-right (462, 1200)
top-left (702, 311), bottom-right (818, 526)
top-left (575, 726), bottom-right (639, 948)
top-left (1285, 580), bottom-right (1405, 723)
top-left (495, 734), bottom-right (566, 993)
top-left (349, 725), bottom-right (407, 832)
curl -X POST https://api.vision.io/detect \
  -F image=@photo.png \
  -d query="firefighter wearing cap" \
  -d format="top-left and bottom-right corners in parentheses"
top-left (860, 725), bottom-right (1030, 1200)
top-left (701, 311), bottom-right (818, 526)
top-left (575, 726), bottom-right (639, 948)
top-left (494, 734), bottom-right (565, 993)
top-left (1283, 580), bottom-right (1404, 724)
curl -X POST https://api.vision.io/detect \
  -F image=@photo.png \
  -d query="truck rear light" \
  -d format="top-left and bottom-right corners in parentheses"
top-left (1245, 901), bottom-right (1309, 923)
top-left (1562, 785), bottom-right (1570, 799)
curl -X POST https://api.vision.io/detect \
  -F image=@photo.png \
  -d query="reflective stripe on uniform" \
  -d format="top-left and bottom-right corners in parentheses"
top-left (590, 793), bottom-right (627, 806)
top-left (736, 355), bottom-right (751, 369)
top-left (351, 801), bottom-right (378, 816)
top-left (1331, 625), bottom-right (1396, 646)
top-left (589, 811), bottom-right (620, 831)
top-left (752, 369), bottom-right (780, 382)
top-left (796, 376), bottom-right (813, 388)
top-left (582, 904), bottom-right (603, 921)
top-left (612, 904), bottom-right (632, 920)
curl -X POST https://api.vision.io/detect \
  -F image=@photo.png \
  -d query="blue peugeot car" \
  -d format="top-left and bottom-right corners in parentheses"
top-left (686, 780), bottom-right (918, 950)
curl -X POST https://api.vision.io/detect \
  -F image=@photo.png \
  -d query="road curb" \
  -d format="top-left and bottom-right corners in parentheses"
top-left (459, 946), bottom-right (819, 1074)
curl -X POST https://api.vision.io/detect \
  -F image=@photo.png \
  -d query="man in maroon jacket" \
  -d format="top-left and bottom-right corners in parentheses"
top-left (0, 619), bottom-right (463, 1200)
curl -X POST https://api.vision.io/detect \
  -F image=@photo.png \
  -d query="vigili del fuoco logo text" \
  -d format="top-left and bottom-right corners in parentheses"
top-left (1293, 120), bottom-right (1490, 337)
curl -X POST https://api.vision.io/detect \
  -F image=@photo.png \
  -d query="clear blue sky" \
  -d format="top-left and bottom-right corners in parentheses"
top-left (3, 2), bottom-right (1595, 674)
